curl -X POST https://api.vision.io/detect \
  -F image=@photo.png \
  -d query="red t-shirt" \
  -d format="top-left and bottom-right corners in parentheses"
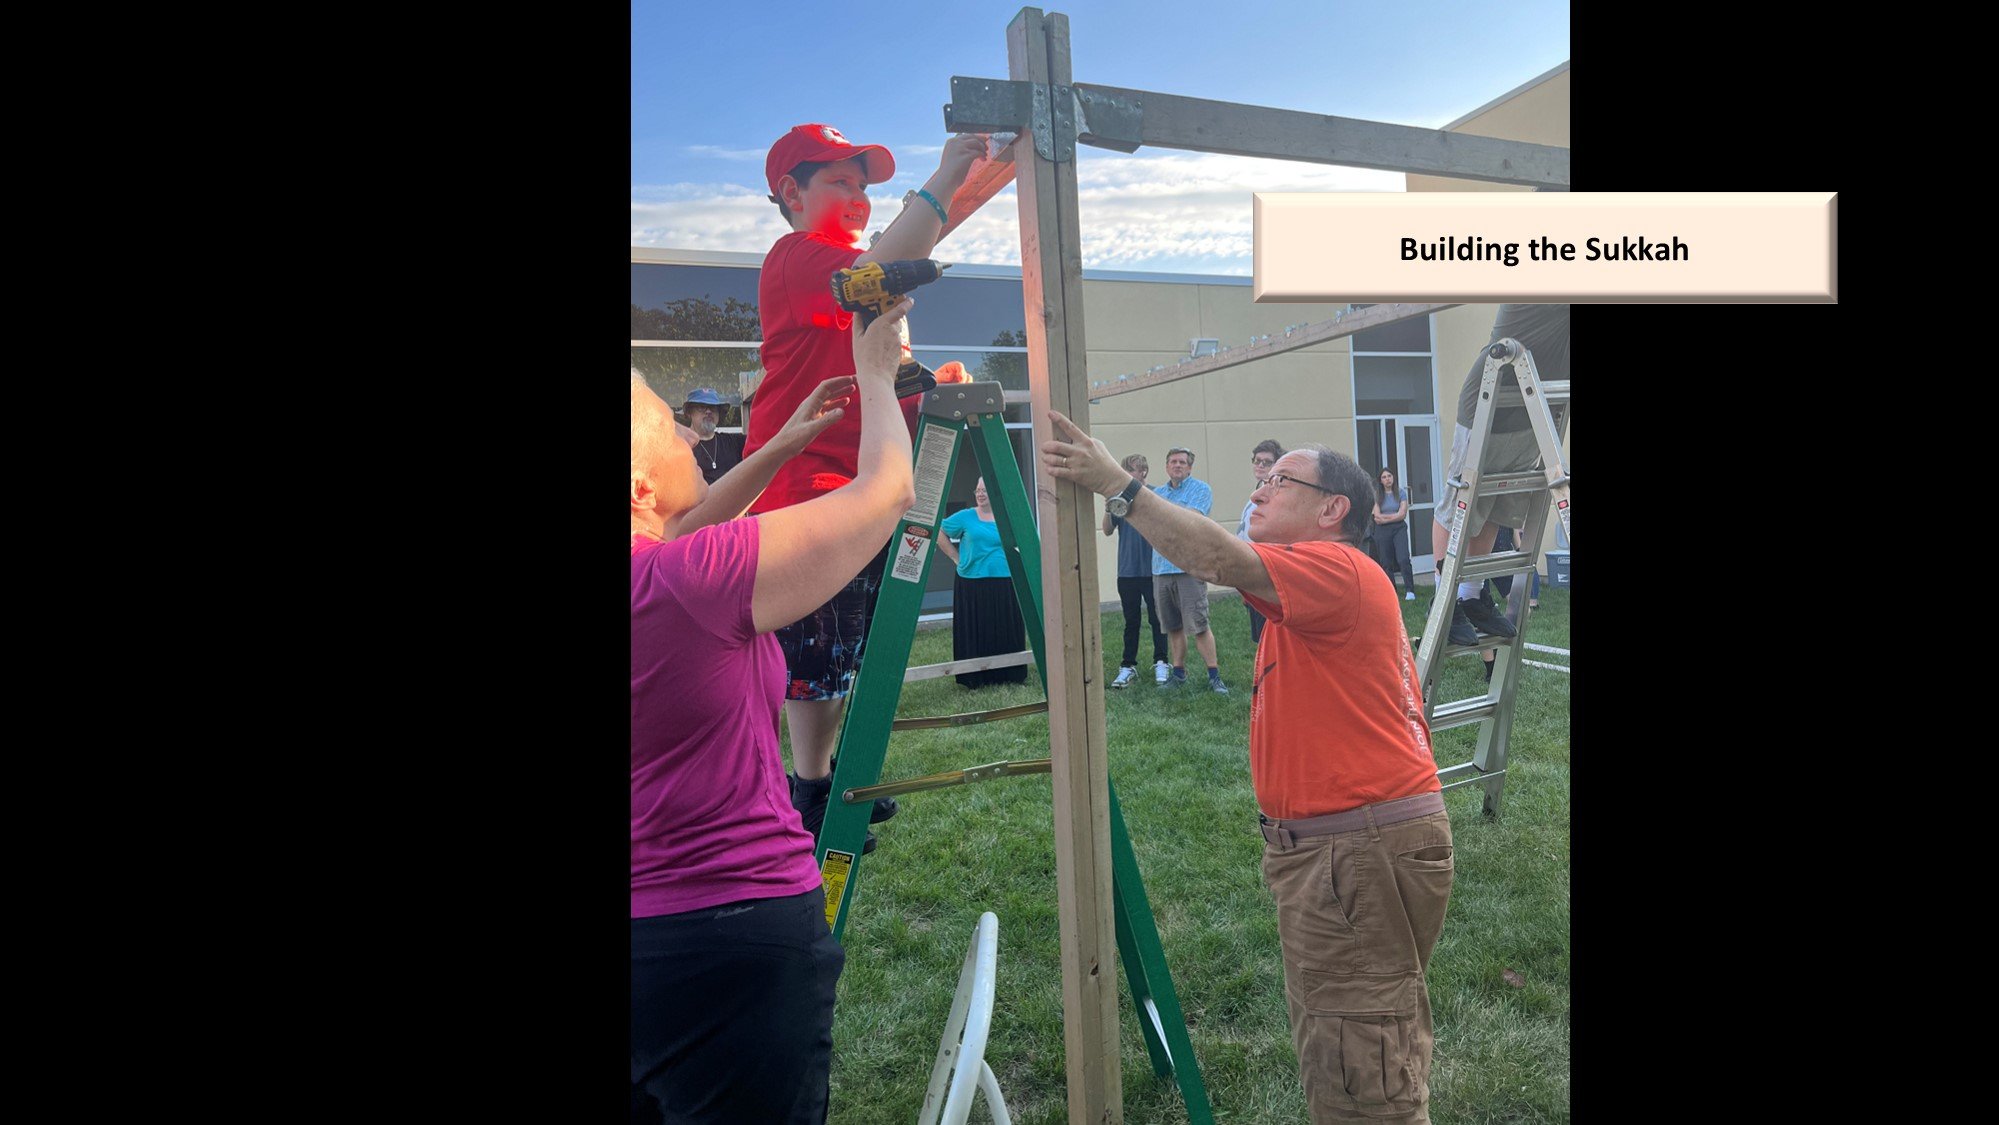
top-left (1242, 539), bottom-right (1440, 820)
top-left (748, 231), bottom-right (921, 513)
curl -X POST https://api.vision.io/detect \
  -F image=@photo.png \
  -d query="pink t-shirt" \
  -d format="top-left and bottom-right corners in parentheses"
top-left (631, 519), bottom-right (820, 917)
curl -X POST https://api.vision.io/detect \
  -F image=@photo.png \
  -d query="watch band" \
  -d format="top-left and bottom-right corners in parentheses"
top-left (1116, 476), bottom-right (1145, 504)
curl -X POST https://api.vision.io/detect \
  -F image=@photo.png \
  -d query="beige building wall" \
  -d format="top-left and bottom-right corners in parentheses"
top-left (1081, 278), bottom-right (1360, 608)
top-left (1409, 63), bottom-right (1570, 564)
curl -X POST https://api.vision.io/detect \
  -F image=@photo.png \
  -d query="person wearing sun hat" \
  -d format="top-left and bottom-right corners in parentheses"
top-left (679, 387), bottom-right (745, 485)
top-left (746, 122), bottom-right (989, 853)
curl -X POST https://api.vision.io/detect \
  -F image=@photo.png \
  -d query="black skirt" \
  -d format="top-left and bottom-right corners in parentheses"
top-left (952, 575), bottom-right (1029, 688)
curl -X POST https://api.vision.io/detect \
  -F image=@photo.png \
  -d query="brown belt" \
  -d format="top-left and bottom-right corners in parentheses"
top-left (1258, 791), bottom-right (1445, 848)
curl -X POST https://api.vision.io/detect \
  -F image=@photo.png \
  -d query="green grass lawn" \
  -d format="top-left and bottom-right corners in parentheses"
top-left (795, 583), bottom-right (1570, 1124)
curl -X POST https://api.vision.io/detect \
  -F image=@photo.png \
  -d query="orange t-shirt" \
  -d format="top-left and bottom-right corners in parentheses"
top-left (1242, 539), bottom-right (1439, 820)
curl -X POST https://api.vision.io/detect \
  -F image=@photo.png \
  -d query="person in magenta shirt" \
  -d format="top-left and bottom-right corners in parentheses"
top-left (630, 301), bottom-right (917, 1124)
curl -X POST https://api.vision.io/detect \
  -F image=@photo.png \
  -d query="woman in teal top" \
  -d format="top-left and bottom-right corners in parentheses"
top-left (937, 477), bottom-right (1029, 688)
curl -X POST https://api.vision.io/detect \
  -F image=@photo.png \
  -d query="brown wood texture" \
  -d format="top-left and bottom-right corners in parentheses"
top-left (1075, 81), bottom-right (1569, 186)
top-left (1008, 8), bottom-right (1121, 1123)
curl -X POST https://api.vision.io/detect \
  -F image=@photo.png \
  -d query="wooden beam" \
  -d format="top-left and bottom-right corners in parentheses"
top-left (939, 141), bottom-right (1020, 241)
top-left (902, 650), bottom-right (1036, 683)
top-left (1073, 83), bottom-right (1568, 186)
top-left (1009, 8), bottom-right (1121, 1123)
top-left (1088, 302), bottom-right (1459, 400)
top-left (946, 78), bottom-right (1568, 186)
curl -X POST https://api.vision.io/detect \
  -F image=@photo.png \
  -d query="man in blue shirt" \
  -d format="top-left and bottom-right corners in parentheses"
top-left (1153, 447), bottom-right (1227, 693)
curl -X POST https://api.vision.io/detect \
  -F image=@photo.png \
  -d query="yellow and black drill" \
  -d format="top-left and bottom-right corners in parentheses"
top-left (830, 259), bottom-right (951, 397)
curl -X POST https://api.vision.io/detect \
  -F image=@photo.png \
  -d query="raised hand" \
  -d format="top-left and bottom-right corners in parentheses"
top-left (769, 375), bottom-right (857, 455)
top-left (1039, 411), bottom-right (1127, 497)
top-left (850, 295), bottom-right (913, 384)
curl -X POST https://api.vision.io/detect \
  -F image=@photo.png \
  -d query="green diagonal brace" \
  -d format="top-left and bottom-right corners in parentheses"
top-left (812, 383), bottom-right (1212, 1121)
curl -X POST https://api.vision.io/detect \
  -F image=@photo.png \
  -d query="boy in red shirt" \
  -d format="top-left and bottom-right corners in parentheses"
top-left (751, 123), bottom-right (986, 848)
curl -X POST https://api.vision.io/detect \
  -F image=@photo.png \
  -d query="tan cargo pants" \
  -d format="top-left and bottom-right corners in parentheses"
top-left (1261, 808), bottom-right (1454, 1123)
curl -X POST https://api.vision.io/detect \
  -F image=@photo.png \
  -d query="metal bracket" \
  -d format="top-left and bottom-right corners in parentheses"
top-left (1074, 85), bottom-right (1141, 152)
top-left (945, 76), bottom-right (1078, 162)
top-left (921, 380), bottom-right (1006, 420)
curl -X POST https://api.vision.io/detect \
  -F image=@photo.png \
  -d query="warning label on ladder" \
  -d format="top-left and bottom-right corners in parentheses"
top-left (1446, 499), bottom-right (1467, 561)
top-left (890, 523), bottom-right (932, 584)
top-left (904, 426), bottom-right (958, 522)
top-left (821, 849), bottom-right (856, 929)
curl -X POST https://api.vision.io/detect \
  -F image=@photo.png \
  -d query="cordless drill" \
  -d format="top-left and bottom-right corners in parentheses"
top-left (830, 259), bottom-right (951, 398)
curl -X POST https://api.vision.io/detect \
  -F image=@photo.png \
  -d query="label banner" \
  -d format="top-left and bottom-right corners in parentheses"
top-left (1253, 191), bottom-right (1836, 303)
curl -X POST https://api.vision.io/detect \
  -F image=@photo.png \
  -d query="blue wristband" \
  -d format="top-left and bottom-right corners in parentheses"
top-left (911, 187), bottom-right (948, 224)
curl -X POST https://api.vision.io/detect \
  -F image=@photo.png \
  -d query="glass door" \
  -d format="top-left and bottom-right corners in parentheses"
top-left (1356, 416), bottom-right (1442, 571)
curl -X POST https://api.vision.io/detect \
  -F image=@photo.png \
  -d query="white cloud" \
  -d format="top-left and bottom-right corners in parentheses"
top-left (684, 145), bottom-right (764, 160)
top-left (631, 150), bottom-right (1404, 274)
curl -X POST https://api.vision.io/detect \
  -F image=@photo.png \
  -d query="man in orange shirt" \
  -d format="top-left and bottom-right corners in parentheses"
top-left (1042, 415), bottom-right (1453, 1125)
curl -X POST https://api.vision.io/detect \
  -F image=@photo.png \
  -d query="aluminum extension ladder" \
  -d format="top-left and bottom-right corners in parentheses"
top-left (814, 381), bottom-right (1215, 1123)
top-left (1414, 338), bottom-right (1571, 817)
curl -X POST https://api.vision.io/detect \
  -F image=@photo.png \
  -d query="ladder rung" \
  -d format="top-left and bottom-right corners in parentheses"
top-left (1494, 380), bottom-right (1569, 406)
top-left (890, 701), bottom-right (1049, 731)
top-left (1451, 552), bottom-right (1540, 582)
top-left (1436, 762), bottom-right (1498, 788)
top-left (1415, 633), bottom-right (1515, 656)
top-left (1471, 472), bottom-right (1551, 497)
top-left (1430, 697), bottom-right (1499, 730)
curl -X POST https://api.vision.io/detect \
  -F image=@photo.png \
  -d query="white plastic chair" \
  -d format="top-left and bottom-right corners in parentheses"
top-left (917, 911), bottom-right (1012, 1125)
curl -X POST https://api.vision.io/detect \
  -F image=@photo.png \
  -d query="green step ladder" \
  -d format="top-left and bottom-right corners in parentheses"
top-left (813, 380), bottom-right (1215, 1124)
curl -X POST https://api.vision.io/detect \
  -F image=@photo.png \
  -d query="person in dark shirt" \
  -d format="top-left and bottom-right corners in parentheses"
top-left (681, 387), bottom-right (746, 485)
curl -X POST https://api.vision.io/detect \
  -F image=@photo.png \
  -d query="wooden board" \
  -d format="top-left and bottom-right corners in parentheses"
top-left (1009, 7), bottom-right (1121, 1122)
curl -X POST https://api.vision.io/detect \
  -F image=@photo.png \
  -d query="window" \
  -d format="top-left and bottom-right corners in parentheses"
top-left (1353, 355), bottom-right (1436, 415)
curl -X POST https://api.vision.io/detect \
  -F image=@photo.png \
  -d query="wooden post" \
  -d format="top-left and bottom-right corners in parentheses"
top-left (1007, 7), bottom-right (1120, 1122)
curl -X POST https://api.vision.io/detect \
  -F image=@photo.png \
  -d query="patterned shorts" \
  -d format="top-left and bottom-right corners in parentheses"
top-left (776, 540), bottom-right (891, 702)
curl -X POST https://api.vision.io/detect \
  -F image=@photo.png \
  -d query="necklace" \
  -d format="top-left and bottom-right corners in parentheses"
top-left (696, 434), bottom-right (719, 470)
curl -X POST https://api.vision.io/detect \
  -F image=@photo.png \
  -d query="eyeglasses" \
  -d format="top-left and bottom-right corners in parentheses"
top-left (1264, 472), bottom-right (1335, 495)
top-left (1251, 458), bottom-right (1277, 468)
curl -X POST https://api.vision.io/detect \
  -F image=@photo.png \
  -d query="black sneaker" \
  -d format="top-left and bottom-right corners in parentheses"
top-left (1457, 595), bottom-right (1517, 638)
top-left (1447, 605), bottom-right (1479, 646)
top-left (790, 772), bottom-right (882, 855)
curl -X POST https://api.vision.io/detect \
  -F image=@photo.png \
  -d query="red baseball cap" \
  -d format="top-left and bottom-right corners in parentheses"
top-left (764, 124), bottom-right (895, 197)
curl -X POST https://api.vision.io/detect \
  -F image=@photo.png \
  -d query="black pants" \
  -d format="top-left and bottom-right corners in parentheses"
top-left (953, 574), bottom-right (1029, 688)
top-left (631, 887), bottom-right (844, 1124)
top-left (1371, 522), bottom-right (1417, 594)
top-left (1117, 575), bottom-right (1167, 667)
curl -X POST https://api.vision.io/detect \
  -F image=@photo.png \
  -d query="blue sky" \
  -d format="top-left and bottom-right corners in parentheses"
top-left (632, 1), bottom-right (1569, 275)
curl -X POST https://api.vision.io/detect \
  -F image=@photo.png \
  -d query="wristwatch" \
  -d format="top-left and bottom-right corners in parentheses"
top-left (1104, 475), bottom-right (1145, 518)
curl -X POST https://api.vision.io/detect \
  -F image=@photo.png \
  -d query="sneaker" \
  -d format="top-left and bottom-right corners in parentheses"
top-left (1210, 678), bottom-right (1229, 694)
top-left (1154, 660), bottom-right (1170, 685)
top-left (1447, 606), bottom-right (1479, 647)
top-left (1457, 594), bottom-right (1517, 638)
top-left (1405, 590), bottom-right (1417, 601)
top-left (1111, 666), bottom-right (1136, 689)
top-left (790, 773), bottom-right (886, 854)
